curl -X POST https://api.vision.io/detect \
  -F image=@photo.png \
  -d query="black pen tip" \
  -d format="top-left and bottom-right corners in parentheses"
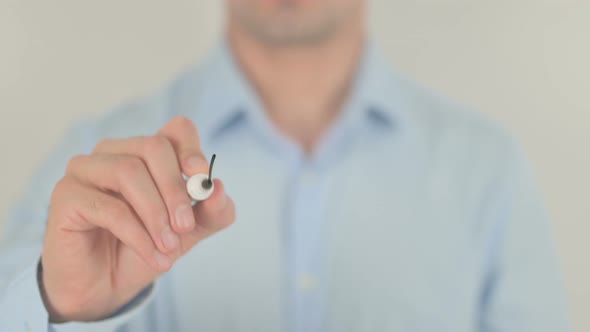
top-left (202, 178), bottom-right (213, 190)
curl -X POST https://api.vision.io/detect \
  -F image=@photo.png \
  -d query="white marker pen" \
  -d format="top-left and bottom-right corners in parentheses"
top-left (186, 154), bottom-right (216, 202)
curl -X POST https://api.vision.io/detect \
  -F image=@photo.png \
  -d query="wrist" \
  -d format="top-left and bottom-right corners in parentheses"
top-left (37, 258), bottom-right (106, 323)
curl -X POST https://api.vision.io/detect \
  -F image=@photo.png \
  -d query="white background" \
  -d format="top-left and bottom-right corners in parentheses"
top-left (1, 1), bottom-right (588, 330)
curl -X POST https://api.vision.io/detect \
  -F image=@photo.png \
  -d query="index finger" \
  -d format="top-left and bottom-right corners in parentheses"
top-left (157, 116), bottom-right (209, 176)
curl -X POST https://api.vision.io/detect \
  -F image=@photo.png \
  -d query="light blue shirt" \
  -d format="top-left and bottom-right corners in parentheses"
top-left (0, 40), bottom-right (569, 332)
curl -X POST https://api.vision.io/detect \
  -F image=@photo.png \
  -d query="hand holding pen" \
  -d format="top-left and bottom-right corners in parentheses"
top-left (40, 117), bottom-right (235, 323)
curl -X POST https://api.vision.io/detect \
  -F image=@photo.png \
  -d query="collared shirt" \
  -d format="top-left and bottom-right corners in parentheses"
top-left (0, 39), bottom-right (569, 332)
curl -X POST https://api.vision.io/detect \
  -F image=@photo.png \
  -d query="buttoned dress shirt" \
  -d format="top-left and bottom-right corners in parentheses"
top-left (0, 40), bottom-right (569, 332)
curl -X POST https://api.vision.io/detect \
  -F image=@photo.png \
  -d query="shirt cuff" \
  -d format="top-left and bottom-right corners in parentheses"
top-left (0, 259), bottom-right (156, 332)
top-left (0, 259), bottom-right (49, 331)
top-left (49, 274), bottom-right (156, 332)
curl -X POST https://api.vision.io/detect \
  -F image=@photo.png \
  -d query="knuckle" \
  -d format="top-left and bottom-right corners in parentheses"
top-left (49, 177), bottom-right (81, 225)
top-left (142, 136), bottom-right (172, 156)
top-left (92, 138), bottom-right (115, 154)
top-left (52, 177), bottom-right (75, 199)
top-left (49, 175), bottom-right (80, 218)
top-left (169, 116), bottom-right (197, 133)
top-left (65, 154), bottom-right (87, 174)
top-left (116, 157), bottom-right (146, 178)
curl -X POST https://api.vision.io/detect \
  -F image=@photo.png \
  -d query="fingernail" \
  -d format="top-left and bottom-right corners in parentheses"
top-left (185, 155), bottom-right (208, 173)
top-left (175, 204), bottom-right (195, 229)
top-left (161, 226), bottom-right (180, 251)
top-left (153, 251), bottom-right (172, 270)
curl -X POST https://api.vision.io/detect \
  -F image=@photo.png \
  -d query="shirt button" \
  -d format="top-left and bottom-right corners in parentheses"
top-left (298, 273), bottom-right (318, 292)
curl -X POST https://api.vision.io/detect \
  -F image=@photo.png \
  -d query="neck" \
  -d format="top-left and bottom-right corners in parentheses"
top-left (227, 16), bottom-right (366, 154)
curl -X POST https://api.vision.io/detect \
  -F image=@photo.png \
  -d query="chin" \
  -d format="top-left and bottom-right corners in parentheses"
top-left (231, 0), bottom-right (356, 46)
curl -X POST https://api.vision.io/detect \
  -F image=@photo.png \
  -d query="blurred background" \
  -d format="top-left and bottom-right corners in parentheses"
top-left (0, 0), bottom-right (588, 330)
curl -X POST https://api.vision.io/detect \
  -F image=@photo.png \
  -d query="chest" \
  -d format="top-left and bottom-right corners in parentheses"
top-left (165, 140), bottom-right (486, 331)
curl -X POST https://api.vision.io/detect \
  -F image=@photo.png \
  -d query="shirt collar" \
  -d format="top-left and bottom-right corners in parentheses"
top-left (346, 40), bottom-right (405, 129)
top-left (174, 38), bottom-right (406, 142)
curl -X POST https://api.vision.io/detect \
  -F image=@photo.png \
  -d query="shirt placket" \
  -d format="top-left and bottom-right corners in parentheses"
top-left (286, 160), bottom-right (326, 332)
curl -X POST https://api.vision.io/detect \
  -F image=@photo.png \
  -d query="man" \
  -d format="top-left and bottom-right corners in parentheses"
top-left (0, 0), bottom-right (569, 331)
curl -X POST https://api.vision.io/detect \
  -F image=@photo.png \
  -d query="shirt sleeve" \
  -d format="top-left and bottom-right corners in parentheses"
top-left (0, 258), bottom-right (155, 332)
top-left (478, 141), bottom-right (570, 331)
top-left (49, 276), bottom-right (156, 332)
top-left (0, 119), bottom-right (156, 332)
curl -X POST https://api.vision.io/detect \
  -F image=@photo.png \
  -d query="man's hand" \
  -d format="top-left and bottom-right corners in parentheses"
top-left (40, 117), bottom-right (235, 322)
